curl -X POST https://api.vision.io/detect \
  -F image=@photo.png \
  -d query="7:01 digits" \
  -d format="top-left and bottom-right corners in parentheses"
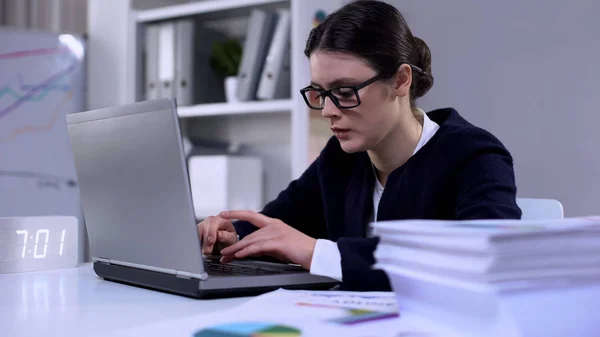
top-left (15, 229), bottom-right (66, 259)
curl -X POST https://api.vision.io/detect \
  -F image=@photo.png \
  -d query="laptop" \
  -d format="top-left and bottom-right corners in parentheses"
top-left (65, 98), bottom-right (339, 299)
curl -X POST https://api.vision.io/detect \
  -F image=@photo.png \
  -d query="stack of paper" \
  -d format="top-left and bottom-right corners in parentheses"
top-left (373, 217), bottom-right (600, 287)
top-left (371, 217), bottom-right (600, 337)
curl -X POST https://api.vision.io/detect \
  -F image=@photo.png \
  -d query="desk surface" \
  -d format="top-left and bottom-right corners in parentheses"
top-left (0, 263), bottom-right (250, 337)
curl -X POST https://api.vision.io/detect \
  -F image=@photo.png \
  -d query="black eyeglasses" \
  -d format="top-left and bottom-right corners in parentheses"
top-left (300, 64), bottom-right (424, 110)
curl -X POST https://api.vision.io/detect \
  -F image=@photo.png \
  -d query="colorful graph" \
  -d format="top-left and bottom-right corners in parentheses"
top-left (295, 302), bottom-right (398, 325)
top-left (0, 91), bottom-right (73, 143)
top-left (0, 46), bottom-right (75, 116)
top-left (0, 62), bottom-right (76, 120)
top-left (193, 322), bottom-right (302, 337)
top-left (0, 45), bottom-right (70, 60)
top-left (0, 73), bottom-right (71, 102)
top-left (0, 45), bottom-right (76, 144)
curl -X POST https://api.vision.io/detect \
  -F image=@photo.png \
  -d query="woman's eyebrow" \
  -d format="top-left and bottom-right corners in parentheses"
top-left (310, 77), bottom-right (360, 89)
top-left (309, 81), bottom-right (322, 88)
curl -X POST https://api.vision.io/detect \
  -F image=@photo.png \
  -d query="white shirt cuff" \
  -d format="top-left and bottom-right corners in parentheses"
top-left (309, 239), bottom-right (343, 281)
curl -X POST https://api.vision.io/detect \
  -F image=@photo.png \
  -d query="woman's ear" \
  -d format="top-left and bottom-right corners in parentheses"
top-left (393, 64), bottom-right (413, 98)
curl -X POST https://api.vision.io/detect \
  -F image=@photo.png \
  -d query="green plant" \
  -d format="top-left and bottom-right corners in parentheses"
top-left (209, 39), bottom-right (243, 77)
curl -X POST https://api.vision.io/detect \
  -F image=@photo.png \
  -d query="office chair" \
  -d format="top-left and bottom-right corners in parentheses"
top-left (516, 198), bottom-right (564, 220)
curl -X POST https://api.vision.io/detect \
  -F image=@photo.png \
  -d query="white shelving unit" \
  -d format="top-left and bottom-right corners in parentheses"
top-left (135, 0), bottom-right (289, 23)
top-left (177, 99), bottom-right (293, 118)
top-left (88, 0), bottom-right (344, 208)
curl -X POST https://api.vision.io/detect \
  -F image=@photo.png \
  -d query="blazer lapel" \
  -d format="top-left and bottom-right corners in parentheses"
top-left (344, 152), bottom-right (374, 238)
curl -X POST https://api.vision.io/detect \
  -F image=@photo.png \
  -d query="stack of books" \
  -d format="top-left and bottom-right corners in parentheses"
top-left (371, 217), bottom-right (600, 337)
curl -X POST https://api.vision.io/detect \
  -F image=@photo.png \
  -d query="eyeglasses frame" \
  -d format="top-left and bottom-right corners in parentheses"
top-left (299, 63), bottom-right (424, 110)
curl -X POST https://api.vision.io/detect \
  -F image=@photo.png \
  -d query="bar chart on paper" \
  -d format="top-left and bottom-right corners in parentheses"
top-left (0, 29), bottom-right (85, 234)
top-left (294, 292), bottom-right (399, 325)
top-left (193, 322), bottom-right (301, 337)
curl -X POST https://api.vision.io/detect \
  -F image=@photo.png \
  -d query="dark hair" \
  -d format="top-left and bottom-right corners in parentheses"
top-left (304, 0), bottom-right (434, 108)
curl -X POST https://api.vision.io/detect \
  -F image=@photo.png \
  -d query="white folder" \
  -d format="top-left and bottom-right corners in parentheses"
top-left (144, 24), bottom-right (160, 100)
top-left (236, 9), bottom-right (277, 101)
top-left (257, 9), bottom-right (291, 100)
top-left (157, 21), bottom-right (175, 99)
top-left (174, 19), bottom-right (194, 106)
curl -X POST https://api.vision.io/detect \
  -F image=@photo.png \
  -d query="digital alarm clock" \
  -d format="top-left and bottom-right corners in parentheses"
top-left (0, 216), bottom-right (79, 274)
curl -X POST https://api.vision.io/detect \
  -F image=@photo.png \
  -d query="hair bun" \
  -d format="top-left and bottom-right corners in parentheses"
top-left (412, 36), bottom-right (434, 98)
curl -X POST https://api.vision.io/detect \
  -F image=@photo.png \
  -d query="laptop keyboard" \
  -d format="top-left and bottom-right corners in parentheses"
top-left (203, 259), bottom-right (284, 276)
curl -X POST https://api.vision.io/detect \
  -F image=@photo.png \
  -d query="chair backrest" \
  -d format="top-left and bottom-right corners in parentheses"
top-left (516, 198), bottom-right (564, 220)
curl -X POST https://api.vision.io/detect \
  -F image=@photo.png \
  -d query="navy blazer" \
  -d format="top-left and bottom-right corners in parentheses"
top-left (234, 108), bottom-right (522, 291)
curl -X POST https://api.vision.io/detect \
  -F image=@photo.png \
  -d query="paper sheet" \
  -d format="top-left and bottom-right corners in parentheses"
top-left (106, 289), bottom-right (447, 337)
top-left (235, 289), bottom-right (399, 325)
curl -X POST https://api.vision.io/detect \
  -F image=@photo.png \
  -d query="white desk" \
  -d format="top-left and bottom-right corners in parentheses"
top-left (0, 263), bottom-right (251, 337)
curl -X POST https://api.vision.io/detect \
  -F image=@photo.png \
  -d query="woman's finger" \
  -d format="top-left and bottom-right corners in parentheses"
top-left (234, 241), bottom-right (271, 259)
top-left (220, 231), bottom-right (262, 256)
top-left (197, 221), bottom-right (211, 254)
top-left (217, 230), bottom-right (238, 246)
top-left (196, 221), bottom-right (204, 242)
top-left (219, 210), bottom-right (272, 228)
top-left (203, 217), bottom-right (218, 254)
top-left (220, 254), bottom-right (235, 264)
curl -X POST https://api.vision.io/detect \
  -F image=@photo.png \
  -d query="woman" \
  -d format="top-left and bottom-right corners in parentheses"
top-left (198, 0), bottom-right (521, 291)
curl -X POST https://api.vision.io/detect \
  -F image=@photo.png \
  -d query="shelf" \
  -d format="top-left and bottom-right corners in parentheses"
top-left (177, 99), bottom-right (293, 118)
top-left (136, 0), bottom-right (289, 23)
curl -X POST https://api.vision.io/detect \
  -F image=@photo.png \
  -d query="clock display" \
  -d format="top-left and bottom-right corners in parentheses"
top-left (14, 228), bottom-right (68, 259)
top-left (0, 216), bottom-right (79, 273)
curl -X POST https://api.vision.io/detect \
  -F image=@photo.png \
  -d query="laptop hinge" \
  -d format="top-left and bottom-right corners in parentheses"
top-left (176, 270), bottom-right (209, 281)
top-left (95, 257), bottom-right (111, 264)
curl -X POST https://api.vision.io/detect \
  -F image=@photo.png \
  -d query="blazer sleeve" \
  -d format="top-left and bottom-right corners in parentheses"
top-left (337, 237), bottom-right (391, 291)
top-left (233, 157), bottom-right (327, 240)
top-left (454, 130), bottom-right (522, 220)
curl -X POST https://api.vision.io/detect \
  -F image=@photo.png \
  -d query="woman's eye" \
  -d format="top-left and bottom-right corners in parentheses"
top-left (333, 88), bottom-right (354, 99)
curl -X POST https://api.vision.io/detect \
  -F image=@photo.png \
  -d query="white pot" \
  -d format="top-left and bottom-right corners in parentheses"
top-left (225, 76), bottom-right (238, 103)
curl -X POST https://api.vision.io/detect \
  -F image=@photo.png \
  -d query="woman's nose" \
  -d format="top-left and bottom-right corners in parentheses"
top-left (321, 97), bottom-right (341, 119)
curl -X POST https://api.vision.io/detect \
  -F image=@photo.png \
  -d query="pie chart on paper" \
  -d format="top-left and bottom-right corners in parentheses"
top-left (193, 322), bottom-right (302, 337)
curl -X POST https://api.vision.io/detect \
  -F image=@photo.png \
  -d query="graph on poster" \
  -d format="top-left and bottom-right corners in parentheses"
top-left (0, 30), bottom-right (85, 220)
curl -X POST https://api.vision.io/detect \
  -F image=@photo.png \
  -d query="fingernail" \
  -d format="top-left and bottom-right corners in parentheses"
top-left (207, 236), bottom-right (213, 243)
top-left (219, 211), bottom-right (229, 217)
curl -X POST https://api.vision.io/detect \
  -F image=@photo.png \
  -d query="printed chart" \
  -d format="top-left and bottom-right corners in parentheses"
top-left (193, 322), bottom-right (301, 337)
top-left (295, 292), bottom-right (399, 325)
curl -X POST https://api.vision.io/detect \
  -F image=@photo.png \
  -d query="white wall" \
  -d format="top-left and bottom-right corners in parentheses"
top-left (391, 0), bottom-right (600, 216)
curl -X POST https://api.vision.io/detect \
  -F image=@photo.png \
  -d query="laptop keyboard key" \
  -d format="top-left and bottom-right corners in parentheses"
top-left (203, 260), bottom-right (283, 276)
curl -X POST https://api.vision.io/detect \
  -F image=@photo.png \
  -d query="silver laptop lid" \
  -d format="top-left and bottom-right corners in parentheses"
top-left (66, 99), bottom-right (205, 278)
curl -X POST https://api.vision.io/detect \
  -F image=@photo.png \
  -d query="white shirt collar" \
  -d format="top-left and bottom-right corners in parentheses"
top-left (412, 108), bottom-right (440, 156)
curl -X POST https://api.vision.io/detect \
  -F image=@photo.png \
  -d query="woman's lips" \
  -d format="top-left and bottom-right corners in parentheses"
top-left (331, 127), bottom-right (351, 139)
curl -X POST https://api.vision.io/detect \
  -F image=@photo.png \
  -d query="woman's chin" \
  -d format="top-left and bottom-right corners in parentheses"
top-left (338, 138), bottom-right (366, 153)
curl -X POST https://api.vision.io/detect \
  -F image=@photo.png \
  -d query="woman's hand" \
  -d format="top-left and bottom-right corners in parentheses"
top-left (197, 215), bottom-right (238, 255)
top-left (218, 210), bottom-right (317, 270)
